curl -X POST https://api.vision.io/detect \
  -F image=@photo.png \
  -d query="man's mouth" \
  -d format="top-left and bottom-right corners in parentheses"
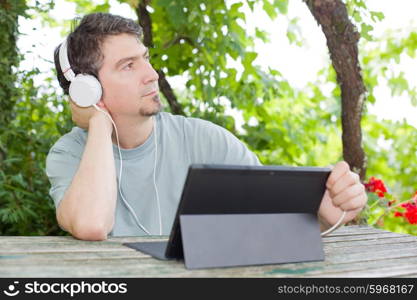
top-left (143, 90), bottom-right (158, 97)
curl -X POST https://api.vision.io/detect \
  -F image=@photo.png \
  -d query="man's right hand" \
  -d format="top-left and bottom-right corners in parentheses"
top-left (70, 99), bottom-right (113, 133)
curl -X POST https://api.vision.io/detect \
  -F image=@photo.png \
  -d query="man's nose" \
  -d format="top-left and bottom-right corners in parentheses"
top-left (142, 61), bottom-right (159, 85)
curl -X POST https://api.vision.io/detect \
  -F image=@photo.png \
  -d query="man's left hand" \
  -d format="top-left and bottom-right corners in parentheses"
top-left (318, 161), bottom-right (367, 228)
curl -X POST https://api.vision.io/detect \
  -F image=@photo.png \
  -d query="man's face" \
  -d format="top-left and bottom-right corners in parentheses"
top-left (98, 33), bottom-right (162, 117)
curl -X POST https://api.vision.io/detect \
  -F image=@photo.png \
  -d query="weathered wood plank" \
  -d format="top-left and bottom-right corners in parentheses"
top-left (5, 233), bottom-right (406, 253)
top-left (1, 226), bottom-right (417, 277)
top-left (3, 238), bottom-right (417, 265)
top-left (324, 239), bottom-right (417, 253)
top-left (0, 251), bottom-right (149, 262)
top-left (324, 236), bottom-right (417, 249)
top-left (0, 252), bottom-right (413, 278)
top-left (0, 252), bottom-right (416, 278)
top-left (0, 236), bottom-right (165, 244)
top-left (0, 240), bottom-right (166, 253)
top-left (326, 225), bottom-right (392, 235)
top-left (2, 252), bottom-right (417, 278)
top-left (325, 246), bottom-right (417, 263)
top-left (260, 256), bottom-right (417, 278)
top-left (305, 264), bottom-right (417, 278)
top-left (396, 273), bottom-right (417, 278)
top-left (322, 232), bottom-right (411, 243)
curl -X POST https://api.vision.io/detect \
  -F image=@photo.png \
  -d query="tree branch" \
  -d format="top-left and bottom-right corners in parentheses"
top-left (162, 35), bottom-right (197, 49)
top-left (157, 70), bottom-right (185, 115)
top-left (305, 0), bottom-right (367, 179)
top-left (135, 0), bottom-right (185, 115)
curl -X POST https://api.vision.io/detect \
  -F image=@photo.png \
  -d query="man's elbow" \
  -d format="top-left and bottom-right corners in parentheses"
top-left (71, 223), bottom-right (110, 241)
top-left (56, 205), bottom-right (113, 241)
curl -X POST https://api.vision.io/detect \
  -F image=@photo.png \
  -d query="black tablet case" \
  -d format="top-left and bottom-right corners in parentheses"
top-left (124, 164), bottom-right (330, 269)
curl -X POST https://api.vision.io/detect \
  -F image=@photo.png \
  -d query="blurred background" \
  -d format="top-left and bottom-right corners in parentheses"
top-left (1, 0), bottom-right (416, 236)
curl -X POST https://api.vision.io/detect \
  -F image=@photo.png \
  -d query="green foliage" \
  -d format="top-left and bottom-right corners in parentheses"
top-left (0, 0), bottom-right (27, 127)
top-left (0, 68), bottom-right (72, 235)
top-left (359, 24), bottom-right (417, 234)
top-left (359, 116), bottom-right (417, 233)
top-left (363, 116), bottom-right (417, 200)
top-left (362, 29), bottom-right (417, 106)
top-left (345, 0), bottom-right (384, 41)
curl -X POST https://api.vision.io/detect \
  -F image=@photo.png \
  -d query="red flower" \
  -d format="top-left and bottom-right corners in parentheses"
top-left (395, 202), bottom-right (417, 225)
top-left (405, 207), bottom-right (417, 224)
top-left (365, 176), bottom-right (387, 198)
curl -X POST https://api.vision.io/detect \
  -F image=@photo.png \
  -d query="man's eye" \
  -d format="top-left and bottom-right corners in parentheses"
top-left (123, 62), bottom-right (133, 70)
top-left (145, 55), bottom-right (150, 61)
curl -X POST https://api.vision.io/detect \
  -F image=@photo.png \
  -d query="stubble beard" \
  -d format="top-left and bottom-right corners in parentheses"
top-left (139, 94), bottom-right (163, 117)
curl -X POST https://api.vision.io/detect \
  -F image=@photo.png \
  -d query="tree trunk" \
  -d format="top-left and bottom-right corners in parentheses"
top-left (305, 0), bottom-right (367, 179)
top-left (135, 0), bottom-right (185, 115)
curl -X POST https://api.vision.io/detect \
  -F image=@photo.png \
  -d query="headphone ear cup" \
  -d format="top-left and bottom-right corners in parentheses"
top-left (69, 74), bottom-right (102, 107)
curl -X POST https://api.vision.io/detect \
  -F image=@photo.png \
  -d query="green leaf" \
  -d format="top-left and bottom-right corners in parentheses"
top-left (262, 0), bottom-right (278, 20)
top-left (370, 11), bottom-right (384, 22)
top-left (255, 28), bottom-right (270, 43)
top-left (361, 23), bottom-right (374, 41)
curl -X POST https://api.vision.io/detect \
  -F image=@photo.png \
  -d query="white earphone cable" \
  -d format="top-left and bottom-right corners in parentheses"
top-left (93, 105), bottom-right (151, 235)
top-left (321, 210), bottom-right (346, 237)
top-left (153, 117), bottom-right (163, 235)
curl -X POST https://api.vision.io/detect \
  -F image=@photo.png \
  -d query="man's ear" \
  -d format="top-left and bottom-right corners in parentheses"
top-left (97, 99), bottom-right (106, 108)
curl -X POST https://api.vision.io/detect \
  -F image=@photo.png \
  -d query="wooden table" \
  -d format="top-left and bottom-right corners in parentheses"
top-left (1, 225), bottom-right (417, 277)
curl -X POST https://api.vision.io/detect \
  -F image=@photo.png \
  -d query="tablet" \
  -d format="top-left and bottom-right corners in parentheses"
top-left (124, 164), bottom-right (331, 266)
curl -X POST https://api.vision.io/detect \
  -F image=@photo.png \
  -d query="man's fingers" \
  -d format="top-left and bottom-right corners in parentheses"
top-left (332, 183), bottom-right (366, 207)
top-left (326, 161), bottom-right (350, 189)
top-left (329, 171), bottom-right (360, 197)
top-left (339, 193), bottom-right (368, 211)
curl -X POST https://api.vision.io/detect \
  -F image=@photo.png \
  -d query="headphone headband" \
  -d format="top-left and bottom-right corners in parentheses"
top-left (59, 38), bottom-right (76, 82)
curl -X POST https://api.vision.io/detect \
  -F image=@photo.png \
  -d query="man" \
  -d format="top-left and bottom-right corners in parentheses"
top-left (46, 13), bottom-right (367, 241)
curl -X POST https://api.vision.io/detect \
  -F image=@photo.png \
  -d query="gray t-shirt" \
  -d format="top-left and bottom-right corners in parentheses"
top-left (46, 112), bottom-right (261, 236)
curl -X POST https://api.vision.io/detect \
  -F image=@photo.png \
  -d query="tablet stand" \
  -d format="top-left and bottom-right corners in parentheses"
top-left (179, 213), bottom-right (324, 269)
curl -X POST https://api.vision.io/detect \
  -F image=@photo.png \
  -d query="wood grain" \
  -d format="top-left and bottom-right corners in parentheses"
top-left (1, 226), bottom-right (416, 277)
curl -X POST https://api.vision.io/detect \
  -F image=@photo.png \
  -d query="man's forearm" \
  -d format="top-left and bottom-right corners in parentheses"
top-left (57, 116), bottom-right (116, 240)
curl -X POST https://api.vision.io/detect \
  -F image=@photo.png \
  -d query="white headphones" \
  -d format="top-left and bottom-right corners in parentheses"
top-left (58, 38), bottom-right (102, 107)
top-left (58, 37), bottom-right (162, 235)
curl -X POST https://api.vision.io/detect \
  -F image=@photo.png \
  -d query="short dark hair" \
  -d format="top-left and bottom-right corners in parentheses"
top-left (54, 12), bottom-right (143, 95)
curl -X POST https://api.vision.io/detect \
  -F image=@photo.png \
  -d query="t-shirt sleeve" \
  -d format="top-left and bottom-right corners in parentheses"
top-left (45, 140), bottom-right (83, 209)
top-left (187, 118), bottom-right (262, 166)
